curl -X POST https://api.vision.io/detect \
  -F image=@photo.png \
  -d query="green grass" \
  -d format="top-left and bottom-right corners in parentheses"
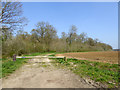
top-left (23, 52), bottom-right (57, 56)
top-left (23, 52), bottom-right (45, 56)
top-left (50, 58), bottom-right (119, 88)
top-left (23, 52), bottom-right (65, 57)
top-left (41, 64), bottom-right (48, 67)
top-left (48, 54), bottom-right (55, 57)
top-left (1, 58), bottom-right (29, 78)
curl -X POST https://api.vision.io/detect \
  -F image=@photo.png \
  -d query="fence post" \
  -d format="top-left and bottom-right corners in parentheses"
top-left (13, 54), bottom-right (16, 61)
top-left (64, 57), bottom-right (67, 61)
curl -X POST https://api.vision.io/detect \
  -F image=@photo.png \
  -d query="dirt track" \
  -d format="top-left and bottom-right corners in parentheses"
top-left (2, 55), bottom-right (96, 88)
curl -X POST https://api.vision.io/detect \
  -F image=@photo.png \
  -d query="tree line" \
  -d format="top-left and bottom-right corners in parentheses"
top-left (2, 21), bottom-right (112, 58)
top-left (1, 2), bottom-right (112, 58)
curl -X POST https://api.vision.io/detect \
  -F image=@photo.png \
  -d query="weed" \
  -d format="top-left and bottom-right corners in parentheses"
top-left (48, 54), bottom-right (55, 56)
top-left (51, 58), bottom-right (118, 88)
top-left (1, 58), bottom-right (28, 78)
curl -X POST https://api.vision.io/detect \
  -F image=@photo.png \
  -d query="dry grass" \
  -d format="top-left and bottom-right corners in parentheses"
top-left (56, 51), bottom-right (119, 64)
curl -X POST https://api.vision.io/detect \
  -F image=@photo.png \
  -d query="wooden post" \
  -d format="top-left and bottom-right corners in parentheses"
top-left (64, 57), bottom-right (67, 62)
top-left (13, 54), bottom-right (16, 61)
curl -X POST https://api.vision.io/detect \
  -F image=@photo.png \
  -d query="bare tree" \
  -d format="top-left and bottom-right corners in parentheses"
top-left (31, 21), bottom-right (57, 52)
top-left (67, 25), bottom-right (77, 46)
top-left (79, 32), bottom-right (87, 43)
top-left (1, 2), bottom-right (27, 40)
top-left (87, 38), bottom-right (95, 46)
top-left (61, 32), bottom-right (67, 40)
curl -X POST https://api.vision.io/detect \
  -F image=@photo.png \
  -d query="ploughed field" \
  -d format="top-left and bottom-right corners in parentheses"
top-left (56, 51), bottom-right (119, 64)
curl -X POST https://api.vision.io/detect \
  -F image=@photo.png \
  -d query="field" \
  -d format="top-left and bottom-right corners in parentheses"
top-left (50, 58), bottom-right (119, 88)
top-left (56, 51), bottom-right (119, 64)
top-left (54, 51), bottom-right (119, 88)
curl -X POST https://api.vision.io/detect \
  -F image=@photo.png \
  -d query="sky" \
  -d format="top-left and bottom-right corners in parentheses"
top-left (22, 2), bottom-right (118, 49)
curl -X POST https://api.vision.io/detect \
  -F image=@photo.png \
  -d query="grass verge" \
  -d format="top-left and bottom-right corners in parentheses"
top-left (50, 58), bottom-right (119, 88)
top-left (23, 52), bottom-right (47, 56)
top-left (23, 52), bottom-right (56, 56)
top-left (23, 52), bottom-right (65, 57)
top-left (48, 54), bottom-right (55, 57)
top-left (1, 58), bottom-right (29, 78)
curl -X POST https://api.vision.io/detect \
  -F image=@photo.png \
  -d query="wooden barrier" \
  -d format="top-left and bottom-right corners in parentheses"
top-left (16, 56), bottom-right (65, 59)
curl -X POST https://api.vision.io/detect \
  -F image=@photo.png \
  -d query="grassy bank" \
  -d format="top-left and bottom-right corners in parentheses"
top-left (23, 52), bottom-right (56, 56)
top-left (23, 52), bottom-right (48, 56)
top-left (23, 52), bottom-right (65, 57)
top-left (50, 58), bottom-right (119, 88)
top-left (1, 58), bottom-right (29, 78)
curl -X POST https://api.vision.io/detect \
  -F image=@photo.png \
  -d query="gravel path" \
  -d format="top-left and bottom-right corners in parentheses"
top-left (2, 56), bottom-right (96, 88)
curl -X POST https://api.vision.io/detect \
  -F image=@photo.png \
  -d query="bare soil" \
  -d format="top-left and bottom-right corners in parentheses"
top-left (56, 51), bottom-right (118, 64)
top-left (1, 56), bottom-right (97, 88)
